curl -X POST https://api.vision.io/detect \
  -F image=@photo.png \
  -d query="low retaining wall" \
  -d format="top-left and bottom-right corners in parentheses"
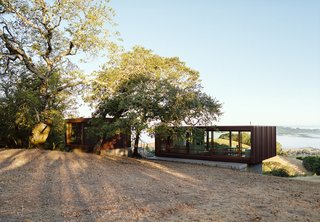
top-left (147, 156), bottom-right (248, 171)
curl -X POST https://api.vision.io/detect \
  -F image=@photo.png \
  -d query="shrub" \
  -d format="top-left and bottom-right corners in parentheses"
top-left (268, 168), bottom-right (290, 177)
top-left (276, 142), bottom-right (283, 155)
top-left (302, 156), bottom-right (320, 175)
top-left (263, 161), bottom-right (298, 177)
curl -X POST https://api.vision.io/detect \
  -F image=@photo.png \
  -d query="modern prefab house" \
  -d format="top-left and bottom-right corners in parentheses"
top-left (65, 118), bottom-right (131, 153)
top-left (155, 126), bottom-right (276, 164)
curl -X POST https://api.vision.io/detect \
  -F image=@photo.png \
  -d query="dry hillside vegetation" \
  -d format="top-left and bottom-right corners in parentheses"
top-left (0, 149), bottom-right (320, 221)
top-left (263, 156), bottom-right (310, 176)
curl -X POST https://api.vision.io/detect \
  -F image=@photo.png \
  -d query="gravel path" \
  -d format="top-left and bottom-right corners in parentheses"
top-left (0, 149), bottom-right (319, 221)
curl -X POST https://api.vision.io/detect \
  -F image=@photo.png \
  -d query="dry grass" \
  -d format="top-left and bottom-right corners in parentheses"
top-left (263, 156), bottom-right (310, 176)
top-left (0, 149), bottom-right (319, 221)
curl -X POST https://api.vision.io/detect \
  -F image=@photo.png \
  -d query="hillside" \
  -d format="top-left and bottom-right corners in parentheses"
top-left (277, 126), bottom-right (320, 137)
top-left (263, 156), bottom-right (310, 176)
top-left (0, 149), bottom-right (319, 221)
top-left (283, 147), bottom-right (320, 157)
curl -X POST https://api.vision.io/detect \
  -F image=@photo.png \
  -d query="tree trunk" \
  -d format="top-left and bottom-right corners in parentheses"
top-left (133, 131), bottom-right (141, 157)
top-left (30, 81), bottom-right (52, 148)
top-left (30, 121), bottom-right (51, 148)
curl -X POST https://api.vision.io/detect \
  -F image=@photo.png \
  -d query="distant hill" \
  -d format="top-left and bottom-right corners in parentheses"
top-left (277, 126), bottom-right (320, 137)
top-left (282, 147), bottom-right (320, 157)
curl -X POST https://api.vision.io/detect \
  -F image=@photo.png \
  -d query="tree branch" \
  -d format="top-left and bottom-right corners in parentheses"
top-left (49, 16), bottom-right (62, 31)
top-left (38, 0), bottom-right (48, 26)
top-left (1, 55), bottom-right (18, 75)
top-left (2, 1), bottom-right (46, 38)
top-left (53, 41), bottom-right (76, 64)
top-left (0, 28), bottom-right (43, 80)
top-left (55, 80), bottom-right (84, 93)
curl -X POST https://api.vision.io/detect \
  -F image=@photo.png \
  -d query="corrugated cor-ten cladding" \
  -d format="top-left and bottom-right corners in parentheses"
top-left (155, 126), bottom-right (276, 164)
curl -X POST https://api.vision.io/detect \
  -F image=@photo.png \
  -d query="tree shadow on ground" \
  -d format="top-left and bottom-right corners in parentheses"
top-left (0, 149), bottom-right (320, 221)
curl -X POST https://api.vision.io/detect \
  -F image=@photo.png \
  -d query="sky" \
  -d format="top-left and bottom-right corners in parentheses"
top-left (78, 0), bottom-right (320, 127)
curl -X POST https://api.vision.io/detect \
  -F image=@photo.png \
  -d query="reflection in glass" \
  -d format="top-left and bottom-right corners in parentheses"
top-left (171, 133), bottom-right (188, 153)
top-left (70, 123), bottom-right (82, 144)
top-left (240, 131), bottom-right (251, 157)
top-left (162, 129), bottom-right (252, 158)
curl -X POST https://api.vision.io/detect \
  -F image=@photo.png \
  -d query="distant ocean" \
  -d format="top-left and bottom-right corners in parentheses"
top-left (277, 126), bottom-right (320, 149)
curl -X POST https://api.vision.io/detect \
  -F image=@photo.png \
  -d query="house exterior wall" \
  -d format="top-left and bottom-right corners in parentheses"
top-left (155, 126), bottom-right (276, 164)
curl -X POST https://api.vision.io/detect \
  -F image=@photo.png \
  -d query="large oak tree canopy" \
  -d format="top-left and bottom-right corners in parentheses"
top-left (90, 47), bottom-right (222, 156)
top-left (0, 0), bottom-right (115, 147)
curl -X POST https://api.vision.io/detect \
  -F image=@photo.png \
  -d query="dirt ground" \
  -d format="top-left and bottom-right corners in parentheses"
top-left (0, 149), bottom-right (319, 221)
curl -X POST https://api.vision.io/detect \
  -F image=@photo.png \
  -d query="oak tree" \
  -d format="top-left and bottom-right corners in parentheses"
top-left (90, 47), bottom-right (222, 156)
top-left (0, 0), bottom-right (115, 147)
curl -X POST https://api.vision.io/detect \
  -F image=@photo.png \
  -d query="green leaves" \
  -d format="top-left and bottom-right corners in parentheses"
top-left (90, 46), bottom-right (222, 143)
top-left (1, 0), bottom-right (116, 147)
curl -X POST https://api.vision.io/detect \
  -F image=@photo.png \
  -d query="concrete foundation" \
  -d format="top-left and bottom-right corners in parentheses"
top-left (147, 156), bottom-right (248, 171)
top-left (247, 163), bottom-right (262, 174)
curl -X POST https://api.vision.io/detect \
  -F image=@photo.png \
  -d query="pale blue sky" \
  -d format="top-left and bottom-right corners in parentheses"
top-left (79, 0), bottom-right (320, 126)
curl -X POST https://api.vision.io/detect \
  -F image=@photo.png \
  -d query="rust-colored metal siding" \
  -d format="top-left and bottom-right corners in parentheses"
top-left (251, 126), bottom-right (276, 163)
top-left (155, 126), bottom-right (276, 164)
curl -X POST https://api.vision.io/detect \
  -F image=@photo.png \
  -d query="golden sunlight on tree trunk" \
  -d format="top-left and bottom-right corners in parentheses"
top-left (30, 122), bottom-right (51, 148)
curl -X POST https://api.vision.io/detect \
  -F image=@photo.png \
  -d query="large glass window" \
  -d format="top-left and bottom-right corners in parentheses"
top-left (189, 129), bottom-right (207, 155)
top-left (171, 133), bottom-right (188, 154)
top-left (70, 123), bottom-right (82, 144)
top-left (203, 130), bottom-right (214, 150)
top-left (230, 131), bottom-right (241, 156)
top-left (159, 128), bottom-right (252, 159)
top-left (240, 131), bottom-right (251, 157)
top-left (212, 131), bottom-right (230, 156)
top-left (211, 130), bottom-right (252, 157)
